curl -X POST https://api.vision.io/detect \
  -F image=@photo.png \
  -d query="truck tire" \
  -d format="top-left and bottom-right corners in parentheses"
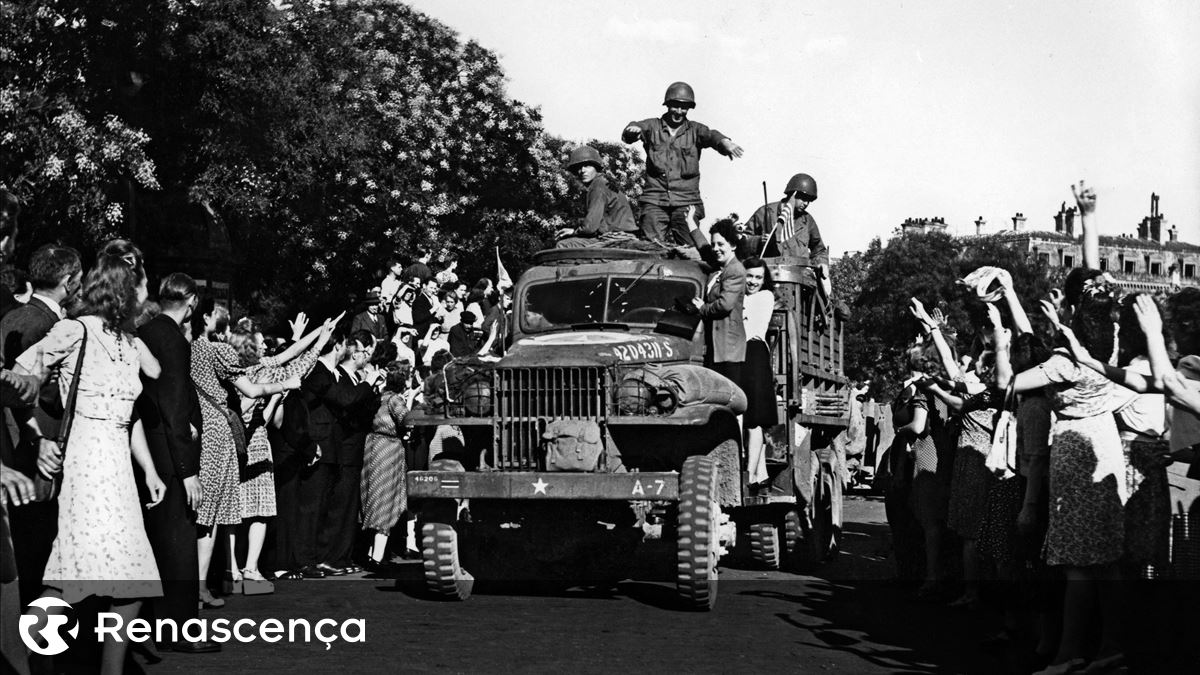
top-left (787, 466), bottom-right (836, 573)
top-left (421, 522), bottom-right (474, 600)
top-left (782, 508), bottom-right (803, 572)
top-left (748, 523), bottom-right (781, 570)
top-left (676, 455), bottom-right (719, 611)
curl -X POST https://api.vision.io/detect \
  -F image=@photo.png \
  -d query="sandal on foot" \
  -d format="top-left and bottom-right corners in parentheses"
top-left (240, 568), bottom-right (275, 596)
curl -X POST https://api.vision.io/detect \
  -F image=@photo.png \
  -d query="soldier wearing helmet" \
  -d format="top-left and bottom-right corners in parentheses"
top-left (621, 82), bottom-right (744, 248)
top-left (744, 173), bottom-right (830, 295)
top-left (555, 145), bottom-right (638, 248)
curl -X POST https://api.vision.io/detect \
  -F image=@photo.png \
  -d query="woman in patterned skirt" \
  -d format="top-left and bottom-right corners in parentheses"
top-left (190, 301), bottom-right (292, 607)
top-left (18, 243), bottom-right (165, 674)
top-left (225, 314), bottom-right (337, 591)
top-left (999, 278), bottom-right (1130, 671)
top-left (910, 297), bottom-right (1002, 608)
top-left (361, 360), bottom-right (416, 565)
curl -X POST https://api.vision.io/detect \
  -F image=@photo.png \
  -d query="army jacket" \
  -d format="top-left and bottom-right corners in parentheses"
top-left (578, 175), bottom-right (637, 236)
top-left (622, 116), bottom-right (731, 207)
top-left (744, 201), bottom-right (829, 267)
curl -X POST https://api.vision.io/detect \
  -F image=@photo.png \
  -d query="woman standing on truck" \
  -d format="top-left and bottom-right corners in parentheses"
top-left (740, 257), bottom-right (778, 488)
top-left (686, 210), bottom-right (747, 389)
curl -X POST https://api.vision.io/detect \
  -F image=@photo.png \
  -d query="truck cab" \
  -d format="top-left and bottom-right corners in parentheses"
top-left (405, 247), bottom-right (849, 609)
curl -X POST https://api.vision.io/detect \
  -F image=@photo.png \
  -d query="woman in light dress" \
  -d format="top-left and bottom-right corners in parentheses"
top-left (18, 241), bottom-right (165, 675)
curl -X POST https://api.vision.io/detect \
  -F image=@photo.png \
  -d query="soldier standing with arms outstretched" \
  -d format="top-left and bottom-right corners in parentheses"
top-left (622, 81), bottom-right (743, 247)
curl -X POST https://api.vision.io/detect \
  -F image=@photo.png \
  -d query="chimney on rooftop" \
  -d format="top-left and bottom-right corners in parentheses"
top-left (1143, 192), bottom-right (1164, 243)
top-left (975, 217), bottom-right (986, 235)
top-left (1169, 224), bottom-right (1178, 242)
top-left (1012, 212), bottom-right (1026, 231)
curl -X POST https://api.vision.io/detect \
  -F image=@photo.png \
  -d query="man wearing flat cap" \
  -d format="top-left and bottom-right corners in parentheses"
top-left (350, 288), bottom-right (390, 343)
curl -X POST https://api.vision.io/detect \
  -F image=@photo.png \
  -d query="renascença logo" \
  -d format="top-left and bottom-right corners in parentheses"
top-left (19, 597), bottom-right (364, 652)
top-left (19, 597), bottom-right (80, 655)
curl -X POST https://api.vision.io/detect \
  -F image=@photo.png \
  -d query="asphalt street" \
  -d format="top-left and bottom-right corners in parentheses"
top-left (98, 494), bottom-right (1014, 674)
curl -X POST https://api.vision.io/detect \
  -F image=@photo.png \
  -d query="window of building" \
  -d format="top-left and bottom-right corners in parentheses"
top-left (1038, 253), bottom-right (1050, 266)
top-left (1124, 260), bottom-right (1137, 274)
top-left (1099, 258), bottom-right (1109, 271)
top-left (1150, 262), bottom-right (1162, 275)
top-left (1063, 255), bottom-right (1075, 268)
top-left (1186, 264), bottom-right (1196, 279)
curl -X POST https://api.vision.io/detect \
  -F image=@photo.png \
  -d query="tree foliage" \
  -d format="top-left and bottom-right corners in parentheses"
top-left (0, 1), bottom-right (160, 254)
top-left (0, 0), bottom-right (646, 322)
top-left (845, 231), bottom-right (1054, 399)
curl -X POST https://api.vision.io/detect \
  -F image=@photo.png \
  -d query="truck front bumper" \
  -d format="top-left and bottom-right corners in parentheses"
top-left (407, 471), bottom-right (680, 501)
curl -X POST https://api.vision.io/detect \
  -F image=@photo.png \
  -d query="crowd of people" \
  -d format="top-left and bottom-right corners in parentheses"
top-left (0, 185), bottom-right (521, 673)
top-left (879, 183), bottom-right (1200, 675)
top-left (4, 75), bottom-right (1195, 675)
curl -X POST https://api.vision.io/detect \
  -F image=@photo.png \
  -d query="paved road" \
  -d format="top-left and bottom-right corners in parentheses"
top-left (50, 493), bottom-right (1196, 673)
top-left (107, 494), bottom-right (1014, 674)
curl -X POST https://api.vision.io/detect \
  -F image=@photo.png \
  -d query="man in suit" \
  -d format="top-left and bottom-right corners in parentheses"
top-left (411, 276), bottom-right (444, 344)
top-left (0, 243), bottom-right (80, 606)
top-left (296, 328), bottom-right (373, 577)
top-left (135, 273), bottom-right (218, 653)
top-left (0, 187), bottom-right (40, 675)
top-left (317, 330), bottom-right (379, 574)
top-left (350, 289), bottom-right (391, 343)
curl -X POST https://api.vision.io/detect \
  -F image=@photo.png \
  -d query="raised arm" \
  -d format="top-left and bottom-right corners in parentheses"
top-left (1133, 295), bottom-right (1171, 390)
top-left (920, 379), bottom-right (966, 412)
top-left (909, 298), bottom-right (960, 379)
top-left (988, 303), bottom-right (1014, 388)
top-left (1072, 181), bottom-right (1099, 269)
top-left (265, 312), bottom-right (343, 369)
top-left (996, 271), bottom-right (1033, 335)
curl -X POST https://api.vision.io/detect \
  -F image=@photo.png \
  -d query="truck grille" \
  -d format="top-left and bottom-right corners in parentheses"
top-left (494, 366), bottom-right (609, 470)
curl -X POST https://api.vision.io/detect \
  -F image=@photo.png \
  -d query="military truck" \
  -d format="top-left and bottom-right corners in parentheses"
top-left (404, 246), bottom-right (849, 610)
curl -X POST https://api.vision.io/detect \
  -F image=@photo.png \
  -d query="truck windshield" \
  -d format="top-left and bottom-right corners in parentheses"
top-left (521, 275), bottom-right (698, 333)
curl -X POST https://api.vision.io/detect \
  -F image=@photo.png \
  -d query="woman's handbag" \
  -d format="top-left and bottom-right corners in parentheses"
top-left (985, 383), bottom-right (1018, 479)
top-left (196, 385), bottom-right (249, 461)
top-left (33, 320), bottom-right (87, 502)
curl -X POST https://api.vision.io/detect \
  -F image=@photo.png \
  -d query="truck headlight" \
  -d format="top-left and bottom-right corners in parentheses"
top-left (461, 377), bottom-right (493, 416)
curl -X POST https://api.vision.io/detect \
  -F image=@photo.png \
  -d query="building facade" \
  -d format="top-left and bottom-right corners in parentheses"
top-left (912, 194), bottom-right (1200, 293)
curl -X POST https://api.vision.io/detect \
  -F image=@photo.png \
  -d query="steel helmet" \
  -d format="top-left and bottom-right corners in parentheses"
top-left (784, 173), bottom-right (818, 201)
top-left (565, 145), bottom-right (602, 171)
top-left (662, 81), bottom-right (696, 108)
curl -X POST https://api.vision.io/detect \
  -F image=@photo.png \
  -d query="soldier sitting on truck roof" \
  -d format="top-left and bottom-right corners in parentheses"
top-left (555, 145), bottom-right (639, 248)
top-left (743, 172), bottom-right (831, 297)
top-left (621, 81), bottom-right (743, 249)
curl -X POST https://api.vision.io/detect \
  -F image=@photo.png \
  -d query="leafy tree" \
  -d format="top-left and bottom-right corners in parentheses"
top-left (845, 231), bottom-right (1053, 399)
top-left (0, 1), bottom-right (160, 255)
top-left (1, 0), bottom-right (647, 323)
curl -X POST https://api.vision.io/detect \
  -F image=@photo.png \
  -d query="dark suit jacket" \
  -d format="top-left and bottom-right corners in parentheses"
top-left (412, 292), bottom-right (438, 340)
top-left (448, 324), bottom-right (483, 358)
top-left (350, 310), bottom-right (390, 343)
top-left (300, 361), bottom-right (373, 464)
top-left (136, 314), bottom-right (202, 479)
top-left (332, 366), bottom-right (375, 467)
top-left (0, 296), bottom-right (59, 473)
top-left (691, 229), bottom-right (747, 364)
top-left (0, 296), bottom-right (58, 368)
top-left (301, 361), bottom-right (339, 462)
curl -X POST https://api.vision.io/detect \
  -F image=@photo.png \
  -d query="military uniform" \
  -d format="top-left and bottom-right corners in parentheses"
top-left (556, 175), bottom-right (637, 248)
top-left (622, 116), bottom-right (733, 246)
top-left (743, 200), bottom-right (829, 266)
